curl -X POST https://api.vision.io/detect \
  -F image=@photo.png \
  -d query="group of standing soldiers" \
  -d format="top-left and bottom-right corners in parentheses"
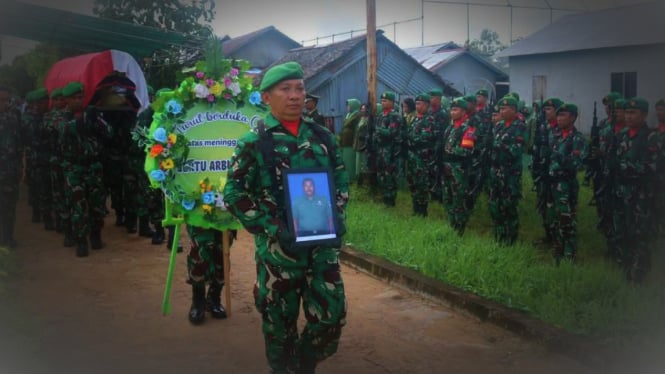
top-left (6, 79), bottom-right (169, 257)
top-left (357, 87), bottom-right (663, 282)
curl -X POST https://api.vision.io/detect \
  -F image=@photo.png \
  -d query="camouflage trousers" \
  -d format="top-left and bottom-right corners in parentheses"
top-left (610, 182), bottom-right (653, 282)
top-left (442, 162), bottom-right (470, 235)
top-left (136, 171), bottom-right (163, 224)
top-left (535, 174), bottom-right (555, 240)
top-left (32, 161), bottom-right (53, 215)
top-left (653, 180), bottom-right (665, 236)
top-left (549, 180), bottom-right (579, 259)
top-left (185, 226), bottom-right (227, 288)
top-left (376, 158), bottom-right (399, 206)
top-left (406, 159), bottom-right (432, 206)
top-left (465, 158), bottom-right (488, 211)
top-left (595, 175), bottom-right (615, 240)
top-left (63, 161), bottom-right (106, 239)
top-left (254, 247), bottom-right (347, 373)
top-left (488, 174), bottom-right (522, 245)
top-left (50, 159), bottom-right (70, 225)
top-left (0, 178), bottom-right (19, 245)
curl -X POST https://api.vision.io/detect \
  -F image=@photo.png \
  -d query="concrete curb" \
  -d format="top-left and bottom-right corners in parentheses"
top-left (340, 245), bottom-right (616, 371)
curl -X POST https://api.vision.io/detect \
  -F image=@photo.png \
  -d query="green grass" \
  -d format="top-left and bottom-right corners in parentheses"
top-left (346, 171), bottom-right (665, 349)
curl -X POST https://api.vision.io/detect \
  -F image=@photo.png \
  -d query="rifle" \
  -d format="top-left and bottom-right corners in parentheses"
top-left (585, 102), bottom-right (600, 200)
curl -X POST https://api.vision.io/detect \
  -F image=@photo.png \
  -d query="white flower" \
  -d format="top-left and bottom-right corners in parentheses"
top-left (193, 83), bottom-right (210, 99)
top-left (229, 82), bottom-right (242, 96)
top-left (161, 147), bottom-right (170, 157)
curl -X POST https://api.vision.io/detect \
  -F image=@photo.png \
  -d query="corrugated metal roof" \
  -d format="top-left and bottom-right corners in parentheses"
top-left (221, 26), bottom-right (300, 56)
top-left (497, 1), bottom-right (665, 57)
top-left (404, 43), bottom-right (507, 78)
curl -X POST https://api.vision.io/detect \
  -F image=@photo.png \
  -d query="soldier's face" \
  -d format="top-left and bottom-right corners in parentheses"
top-left (303, 180), bottom-right (314, 197)
top-left (305, 99), bottom-right (316, 111)
top-left (556, 112), bottom-right (575, 130)
top-left (262, 79), bottom-right (305, 122)
top-left (430, 96), bottom-right (441, 108)
top-left (491, 112), bottom-right (501, 123)
top-left (53, 97), bottom-right (65, 109)
top-left (614, 109), bottom-right (625, 123)
top-left (544, 106), bottom-right (556, 120)
top-left (415, 100), bottom-right (428, 115)
top-left (476, 95), bottom-right (487, 105)
top-left (0, 90), bottom-right (10, 112)
top-left (381, 98), bottom-right (393, 111)
top-left (66, 92), bottom-right (84, 112)
top-left (450, 107), bottom-right (466, 120)
top-left (624, 109), bottom-right (647, 128)
top-left (499, 106), bottom-right (516, 121)
top-left (656, 106), bottom-right (665, 122)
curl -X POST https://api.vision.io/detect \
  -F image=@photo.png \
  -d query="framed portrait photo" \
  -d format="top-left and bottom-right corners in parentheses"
top-left (283, 167), bottom-right (340, 247)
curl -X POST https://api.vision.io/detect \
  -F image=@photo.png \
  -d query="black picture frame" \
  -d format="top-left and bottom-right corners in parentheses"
top-left (283, 167), bottom-right (339, 247)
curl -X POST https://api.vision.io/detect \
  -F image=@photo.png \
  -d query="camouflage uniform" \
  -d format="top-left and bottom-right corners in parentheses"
top-left (372, 106), bottom-right (403, 206)
top-left (465, 104), bottom-right (493, 210)
top-left (654, 122), bottom-right (665, 236)
top-left (596, 118), bottom-right (624, 248)
top-left (405, 112), bottom-right (437, 216)
top-left (224, 112), bottom-right (348, 373)
top-left (547, 125), bottom-right (588, 261)
top-left (610, 122), bottom-right (657, 282)
top-left (0, 100), bottom-right (23, 247)
top-left (44, 105), bottom-right (68, 234)
top-left (488, 113), bottom-right (527, 245)
top-left (441, 111), bottom-right (475, 234)
top-left (20, 106), bottom-right (41, 220)
top-left (429, 105), bottom-right (450, 204)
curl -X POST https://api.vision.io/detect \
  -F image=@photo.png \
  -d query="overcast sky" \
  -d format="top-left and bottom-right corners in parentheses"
top-left (0, 0), bottom-right (650, 65)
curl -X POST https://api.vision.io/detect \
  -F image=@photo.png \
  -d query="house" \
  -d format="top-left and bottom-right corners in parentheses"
top-left (496, 1), bottom-right (665, 132)
top-left (262, 30), bottom-right (459, 132)
top-left (404, 42), bottom-right (508, 101)
top-left (220, 26), bottom-right (301, 73)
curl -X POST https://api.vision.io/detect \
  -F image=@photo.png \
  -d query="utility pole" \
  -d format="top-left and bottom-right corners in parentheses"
top-left (367, 0), bottom-right (377, 117)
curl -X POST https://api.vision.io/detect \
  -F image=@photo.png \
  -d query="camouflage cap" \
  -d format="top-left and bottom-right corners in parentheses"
top-left (450, 97), bottom-right (468, 110)
top-left (380, 91), bottom-right (396, 102)
top-left (556, 102), bottom-right (578, 116)
top-left (259, 61), bottom-right (304, 92)
top-left (625, 97), bottom-right (649, 112)
top-left (475, 89), bottom-right (489, 98)
top-left (62, 81), bottom-right (84, 97)
top-left (415, 93), bottom-right (430, 103)
top-left (543, 97), bottom-right (563, 109)
top-left (428, 88), bottom-right (443, 97)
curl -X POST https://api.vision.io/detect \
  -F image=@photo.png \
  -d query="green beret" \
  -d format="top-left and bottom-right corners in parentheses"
top-left (543, 97), bottom-right (563, 109)
top-left (508, 92), bottom-right (520, 101)
top-left (464, 94), bottom-right (476, 103)
top-left (147, 85), bottom-right (155, 95)
top-left (614, 98), bottom-right (627, 110)
top-left (62, 81), bottom-right (84, 97)
top-left (50, 88), bottom-right (63, 99)
top-left (428, 88), bottom-right (443, 97)
top-left (476, 89), bottom-right (489, 98)
top-left (28, 88), bottom-right (48, 102)
top-left (655, 98), bottom-right (665, 108)
top-left (450, 97), bottom-right (468, 110)
top-left (625, 97), bottom-right (649, 112)
top-left (603, 92), bottom-right (623, 105)
top-left (380, 91), bottom-right (396, 102)
top-left (259, 61), bottom-right (304, 92)
top-left (415, 93), bottom-right (430, 102)
top-left (499, 96), bottom-right (518, 108)
top-left (556, 103), bottom-right (578, 116)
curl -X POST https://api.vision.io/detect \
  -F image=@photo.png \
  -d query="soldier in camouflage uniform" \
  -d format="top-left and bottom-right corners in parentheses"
top-left (303, 93), bottom-right (326, 128)
top-left (441, 97), bottom-right (476, 235)
top-left (45, 88), bottom-right (70, 236)
top-left (0, 85), bottom-right (23, 248)
top-left (223, 62), bottom-right (348, 374)
top-left (405, 93), bottom-right (437, 216)
top-left (547, 103), bottom-right (589, 262)
top-left (428, 88), bottom-right (450, 204)
top-left (465, 89), bottom-right (493, 211)
top-left (488, 96), bottom-right (527, 245)
top-left (653, 99), bottom-right (665, 236)
top-left (610, 98), bottom-right (657, 282)
top-left (22, 89), bottom-right (51, 227)
top-left (531, 97), bottom-right (563, 245)
top-left (373, 91), bottom-right (404, 207)
top-left (59, 81), bottom-right (112, 257)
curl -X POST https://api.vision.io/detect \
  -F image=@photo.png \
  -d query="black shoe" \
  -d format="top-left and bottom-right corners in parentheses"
top-left (206, 285), bottom-right (227, 319)
top-left (138, 217), bottom-right (155, 237)
top-left (76, 240), bottom-right (89, 257)
top-left (90, 230), bottom-right (103, 250)
top-left (151, 225), bottom-right (165, 245)
top-left (189, 286), bottom-right (206, 324)
top-left (64, 233), bottom-right (76, 248)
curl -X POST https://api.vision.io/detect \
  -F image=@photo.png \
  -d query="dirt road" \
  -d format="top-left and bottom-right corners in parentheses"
top-left (0, 193), bottom-right (601, 374)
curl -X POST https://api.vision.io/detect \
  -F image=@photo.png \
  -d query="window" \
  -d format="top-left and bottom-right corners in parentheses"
top-left (532, 76), bottom-right (547, 102)
top-left (611, 72), bottom-right (637, 98)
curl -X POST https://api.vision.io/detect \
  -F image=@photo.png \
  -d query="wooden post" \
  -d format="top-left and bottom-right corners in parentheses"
top-left (223, 230), bottom-right (232, 317)
top-left (366, 0), bottom-right (377, 117)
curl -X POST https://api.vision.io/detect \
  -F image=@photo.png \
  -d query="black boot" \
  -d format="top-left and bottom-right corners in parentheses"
top-left (189, 285), bottom-right (206, 324)
top-left (90, 229), bottom-right (103, 250)
top-left (138, 216), bottom-right (154, 237)
top-left (31, 206), bottom-right (41, 223)
top-left (76, 239), bottom-right (89, 257)
top-left (63, 230), bottom-right (76, 247)
top-left (206, 284), bottom-right (227, 319)
top-left (166, 226), bottom-right (183, 252)
top-left (43, 213), bottom-right (55, 231)
top-left (125, 213), bottom-right (137, 234)
top-left (114, 209), bottom-right (125, 227)
top-left (151, 223), bottom-right (165, 245)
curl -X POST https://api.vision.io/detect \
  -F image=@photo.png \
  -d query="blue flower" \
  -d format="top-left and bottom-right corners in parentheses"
top-left (153, 127), bottom-right (167, 143)
top-left (248, 91), bottom-right (262, 105)
top-left (182, 199), bottom-right (195, 211)
top-left (166, 99), bottom-right (182, 114)
top-left (201, 191), bottom-right (215, 204)
top-left (150, 169), bottom-right (166, 182)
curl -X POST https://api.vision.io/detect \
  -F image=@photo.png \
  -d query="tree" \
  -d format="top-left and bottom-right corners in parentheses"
top-left (467, 28), bottom-right (508, 69)
top-left (0, 44), bottom-right (81, 94)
